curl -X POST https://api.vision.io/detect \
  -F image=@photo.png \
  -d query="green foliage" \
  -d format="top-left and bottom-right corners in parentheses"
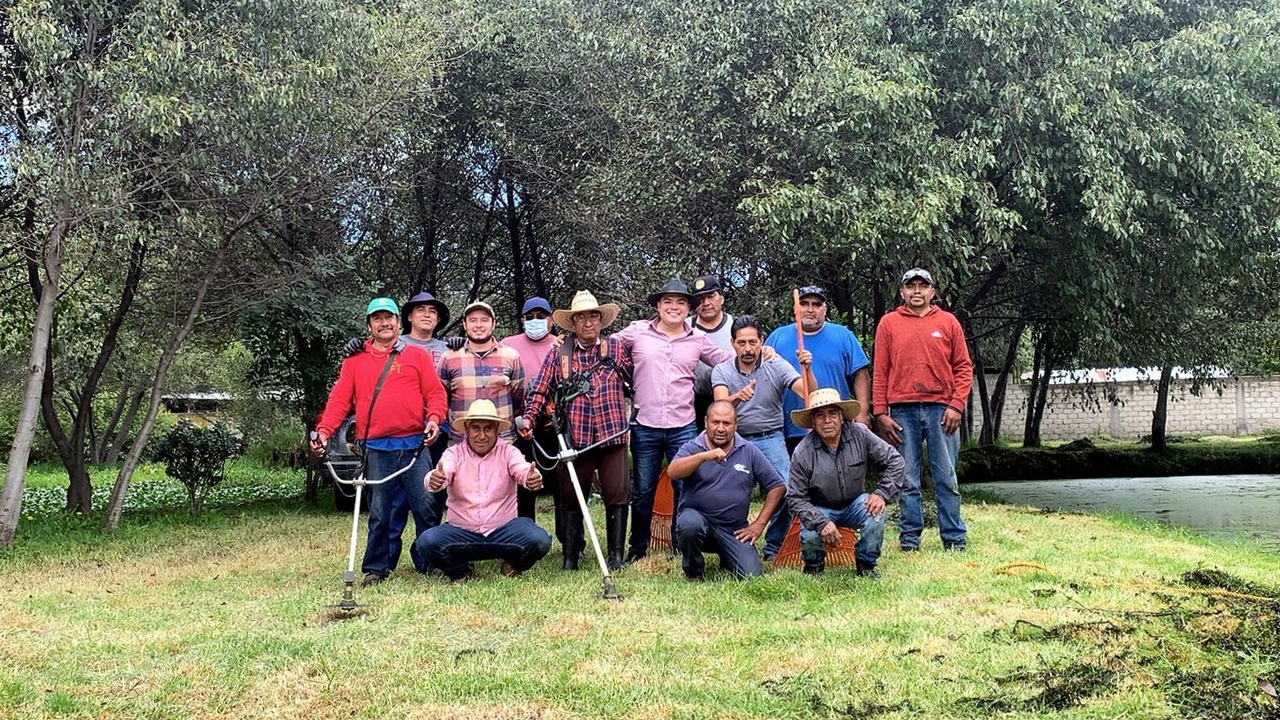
top-left (153, 422), bottom-right (245, 515)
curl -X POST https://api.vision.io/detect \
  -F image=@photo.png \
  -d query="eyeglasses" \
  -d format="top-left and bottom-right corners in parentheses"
top-left (572, 312), bottom-right (603, 322)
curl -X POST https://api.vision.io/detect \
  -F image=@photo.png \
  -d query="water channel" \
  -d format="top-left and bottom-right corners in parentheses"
top-left (965, 474), bottom-right (1280, 552)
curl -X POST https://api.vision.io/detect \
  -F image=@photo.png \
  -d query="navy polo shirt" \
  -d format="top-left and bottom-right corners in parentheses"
top-left (672, 432), bottom-right (784, 528)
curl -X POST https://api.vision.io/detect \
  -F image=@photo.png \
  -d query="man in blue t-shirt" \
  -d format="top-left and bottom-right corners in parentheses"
top-left (667, 401), bottom-right (786, 580)
top-left (765, 285), bottom-right (871, 452)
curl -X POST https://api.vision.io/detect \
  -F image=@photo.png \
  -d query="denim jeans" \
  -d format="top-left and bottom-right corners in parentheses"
top-left (798, 493), bottom-right (887, 567)
top-left (892, 403), bottom-right (967, 548)
top-left (628, 421), bottom-right (697, 555)
top-left (744, 430), bottom-right (793, 557)
top-left (363, 446), bottom-right (436, 576)
top-left (414, 517), bottom-right (552, 581)
top-left (676, 508), bottom-right (763, 579)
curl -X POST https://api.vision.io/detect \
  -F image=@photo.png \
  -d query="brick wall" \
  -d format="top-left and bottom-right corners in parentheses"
top-left (992, 376), bottom-right (1280, 441)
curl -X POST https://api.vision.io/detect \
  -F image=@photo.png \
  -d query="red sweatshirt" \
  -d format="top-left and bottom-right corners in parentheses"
top-left (872, 305), bottom-right (973, 415)
top-left (317, 340), bottom-right (448, 441)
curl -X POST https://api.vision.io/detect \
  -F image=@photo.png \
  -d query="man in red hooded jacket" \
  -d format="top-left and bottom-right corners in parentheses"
top-left (872, 269), bottom-right (973, 553)
top-left (313, 297), bottom-right (448, 586)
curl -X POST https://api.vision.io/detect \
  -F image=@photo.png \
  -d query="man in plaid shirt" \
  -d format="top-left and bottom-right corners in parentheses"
top-left (439, 301), bottom-right (525, 447)
top-left (521, 291), bottom-right (633, 571)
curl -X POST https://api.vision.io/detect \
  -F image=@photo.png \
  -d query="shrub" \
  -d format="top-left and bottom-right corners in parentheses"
top-left (153, 421), bottom-right (245, 515)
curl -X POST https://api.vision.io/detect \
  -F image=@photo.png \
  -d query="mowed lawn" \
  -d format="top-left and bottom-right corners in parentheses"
top-left (2, 497), bottom-right (1278, 719)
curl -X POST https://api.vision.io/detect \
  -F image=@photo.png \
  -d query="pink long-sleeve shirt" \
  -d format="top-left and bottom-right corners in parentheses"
top-left (435, 439), bottom-right (535, 536)
top-left (613, 319), bottom-right (733, 428)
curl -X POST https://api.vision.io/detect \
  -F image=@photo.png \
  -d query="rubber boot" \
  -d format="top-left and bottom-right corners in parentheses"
top-left (562, 511), bottom-right (583, 571)
top-left (606, 505), bottom-right (628, 571)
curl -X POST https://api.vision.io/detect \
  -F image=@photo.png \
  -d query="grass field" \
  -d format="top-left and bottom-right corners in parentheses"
top-left (2, 488), bottom-right (1278, 720)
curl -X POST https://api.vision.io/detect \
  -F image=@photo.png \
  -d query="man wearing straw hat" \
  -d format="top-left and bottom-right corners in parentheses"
top-left (416, 399), bottom-right (552, 583)
top-left (787, 388), bottom-right (904, 578)
top-left (522, 291), bottom-right (634, 571)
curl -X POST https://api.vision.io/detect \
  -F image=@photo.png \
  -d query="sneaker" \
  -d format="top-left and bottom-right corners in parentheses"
top-left (943, 543), bottom-right (966, 552)
top-left (856, 563), bottom-right (881, 580)
top-left (360, 572), bottom-right (386, 587)
top-left (500, 561), bottom-right (521, 578)
top-left (899, 544), bottom-right (920, 553)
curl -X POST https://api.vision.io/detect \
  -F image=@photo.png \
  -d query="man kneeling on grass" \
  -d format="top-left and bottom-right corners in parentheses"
top-left (415, 399), bottom-right (552, 583)
top-left (787, 389), bottom-right (904, 579)
top-left (667, 401), bottom-right (786, 580)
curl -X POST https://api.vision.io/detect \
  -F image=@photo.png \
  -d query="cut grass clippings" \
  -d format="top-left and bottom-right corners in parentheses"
top-left (1, 497), bottom-right (1278, 719)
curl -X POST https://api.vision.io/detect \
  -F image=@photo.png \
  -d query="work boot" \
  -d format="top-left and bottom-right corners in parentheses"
top-left (802, 560), bottom-right (825, 576)
top-left (562, 511), bottom-right (584, 571)
top-left (606, 505), bottom-right (628, 571)
top-left (855, 561), bottom-right (881, 580)
top-left (360, 572), bottom-right (386, 587)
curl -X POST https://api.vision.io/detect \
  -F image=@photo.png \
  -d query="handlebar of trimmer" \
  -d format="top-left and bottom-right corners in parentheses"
top-left (310, 431), bottom-right (423, 487)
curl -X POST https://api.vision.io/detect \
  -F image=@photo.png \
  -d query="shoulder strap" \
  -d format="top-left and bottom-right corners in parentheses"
top-left (361, 347), bottom-right (400, 444)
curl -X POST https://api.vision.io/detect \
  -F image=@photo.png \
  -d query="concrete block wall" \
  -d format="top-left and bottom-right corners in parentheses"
top-left (993, 376), bottom-right (1280, 441)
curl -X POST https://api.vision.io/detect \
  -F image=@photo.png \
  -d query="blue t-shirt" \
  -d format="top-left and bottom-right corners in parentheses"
top-left (765, 322), bottom-right (869, 438)
top-left (672, 433), bottom-right (784, 528)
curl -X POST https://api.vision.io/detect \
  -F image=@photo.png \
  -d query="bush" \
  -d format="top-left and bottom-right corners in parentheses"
top-left (246, 426), bottom-right (308, 470)
top-left (153, 421), bottom-right (245, 515)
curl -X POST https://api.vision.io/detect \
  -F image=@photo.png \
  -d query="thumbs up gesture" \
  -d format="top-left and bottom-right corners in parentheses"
top-left (525, 464), bottom-right (543, 492)
top-left (735, 379), bottom-right (758, 403)
top-left (427, 463), bottom-right (447, 491)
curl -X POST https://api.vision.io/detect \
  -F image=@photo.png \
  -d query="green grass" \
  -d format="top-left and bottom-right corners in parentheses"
top-left (1, 492), bottom-right (1278, 719)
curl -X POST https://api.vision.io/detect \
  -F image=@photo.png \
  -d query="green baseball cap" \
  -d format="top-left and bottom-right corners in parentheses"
top-left (365, 297), bottom-right (399, 318)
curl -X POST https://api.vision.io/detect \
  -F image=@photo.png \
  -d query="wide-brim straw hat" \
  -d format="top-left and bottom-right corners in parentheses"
top-left (552, 291), bottom-right (620, 332)
top-left (791, 388), bottom-right (861, 429)
top-left (457, 398), bottom-right (511, 432)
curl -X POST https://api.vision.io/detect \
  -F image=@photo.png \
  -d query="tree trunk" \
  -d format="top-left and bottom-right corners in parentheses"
top-left (1023, 325), bottom-right (1052, 448)
top-left (94, 385), bottom-right (130, 464)
top-left (104, 388), bottom-right (146, 465)
top-left (525, 207), bottom-right (547, 299)
top-left (504, 172), bottom-right (524, 318)
top-left (1151, 364), bottom-right (1174, 452)
top-left (0, 219), bottom-right (67, 550)
top-left (412, 151), bottom-right (442, 294)
top-left (102, 240), bottom-right (229, 531)
top-left (980, 321), bottom-right (1025, 445)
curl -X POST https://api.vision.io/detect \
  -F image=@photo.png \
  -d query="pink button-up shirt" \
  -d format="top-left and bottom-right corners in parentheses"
top-left (436, 439), bottom-right (534, 536)
top-left (613, 319), bottom-right (733, 429)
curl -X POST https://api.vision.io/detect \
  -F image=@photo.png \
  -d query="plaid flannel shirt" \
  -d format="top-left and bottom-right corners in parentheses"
top-left (523, 336), bottom-right (632, 450)
top-left (440, 343), bottom-right (525, 444)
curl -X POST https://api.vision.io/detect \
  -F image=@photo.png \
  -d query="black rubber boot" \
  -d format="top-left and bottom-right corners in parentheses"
top-left (562, 511), bottom-right (583, 571)
top-left (606, 505), bottom-right (628, 571)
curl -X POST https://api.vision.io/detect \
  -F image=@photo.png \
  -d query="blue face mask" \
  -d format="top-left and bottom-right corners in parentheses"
top-left (524, 318), bottom-right (550, 340)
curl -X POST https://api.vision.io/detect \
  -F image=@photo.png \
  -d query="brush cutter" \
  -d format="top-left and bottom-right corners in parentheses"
top-left (529, 419), bottom-right (627, 601)
top-left (316, 437), bottom-right (422, 615)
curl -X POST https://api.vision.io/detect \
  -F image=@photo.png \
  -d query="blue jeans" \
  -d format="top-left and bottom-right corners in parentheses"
top-left (799, 493), bottom-right (887, 567)
top-left (892, 403), bottom-right (967, 548)
top-left (628, 422), bottom-right (697, 556)
top-left (676, 508), bottom-right (763, 579)
top-left (744, 430), bottom-right (793, 557)
top-left (414, 518), bottom-right (552, 581)
top-left (363, 447), bottom-right (436, 577)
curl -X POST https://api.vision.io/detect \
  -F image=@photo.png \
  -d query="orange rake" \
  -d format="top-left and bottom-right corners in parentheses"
top-left (649, 467), bottom-right (675, 552)
top-left (771, 519), bottom-right (859, 569)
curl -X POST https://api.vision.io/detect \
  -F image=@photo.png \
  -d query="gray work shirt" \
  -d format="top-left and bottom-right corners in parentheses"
top-left (689, 313), bottom-right (733, 395)
top-left (710, 357), bottom-right (801, 435)
top-left (787, 421), bottom-right (904, 531)
top-left (402, 335), bottom-right (448, 370)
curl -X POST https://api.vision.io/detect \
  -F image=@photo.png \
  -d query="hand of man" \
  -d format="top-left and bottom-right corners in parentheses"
top-left (864, 493), bottom-right (886, 518)
top-left (424, 420), bottom-right (440, 444)
top-left (525, 465), bottom-right (543, 491)
top-left (877, 413), bottom-right (903, 445)
top-left (819, 521), bottom-right (841, 546)
top-left (796, 349), bottom-right (813, 366)
top-left (341, 337), bottom-right (363, 358)
top-left (855, 410), bottom-right (873, 428)
top-left (705, 447), bottom-right (727, 463)
top-left (760, 346), bottom-right (777, 361)
top-left (734, 521), bottom-right (765, 544)
top-left (309, 432), bottom-right (329, 457)
top-left (734, 380), bottom-right (757, 403)
top-left (445, 335), bottom-right (466, 351)
top-left (517, 420), bottom-right (533, 440)
top-left (427, 464), bottom-right (447, 491)
top-left (942, 407), bottom-right (962, 435)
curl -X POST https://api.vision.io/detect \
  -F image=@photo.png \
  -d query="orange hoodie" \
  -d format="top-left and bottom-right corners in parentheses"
top-left (872, 305), bottom-right (973, 415)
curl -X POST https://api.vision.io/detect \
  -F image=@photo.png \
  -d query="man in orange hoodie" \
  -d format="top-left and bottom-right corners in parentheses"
top-left (313, 298), bottom-right (449, 586)
top-left (872, 269), bottom-right (972, 552)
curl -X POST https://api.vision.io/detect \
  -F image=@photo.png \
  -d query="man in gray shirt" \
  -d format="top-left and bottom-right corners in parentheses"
top-left (787, 388), bottom-right (904, 578)
top-left (711, 315), bottom-right (816, 560)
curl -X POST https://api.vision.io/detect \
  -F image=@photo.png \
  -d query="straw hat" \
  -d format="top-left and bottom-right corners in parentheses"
top-left (790, 388), bottom-right (861, 429)
top-left (457, 398), bottom-right (511, 432)
top-left (552, 291), bottom-right (620, 332)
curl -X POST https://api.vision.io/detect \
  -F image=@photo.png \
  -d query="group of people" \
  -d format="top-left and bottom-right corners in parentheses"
top-left (311, 268), bottom-right (973, 585)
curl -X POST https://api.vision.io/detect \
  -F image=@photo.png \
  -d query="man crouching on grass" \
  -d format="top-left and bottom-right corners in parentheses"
top-left (667, 401), bottom-right (786, 581)
top-left (415, 399), bottom-right (552, 583)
